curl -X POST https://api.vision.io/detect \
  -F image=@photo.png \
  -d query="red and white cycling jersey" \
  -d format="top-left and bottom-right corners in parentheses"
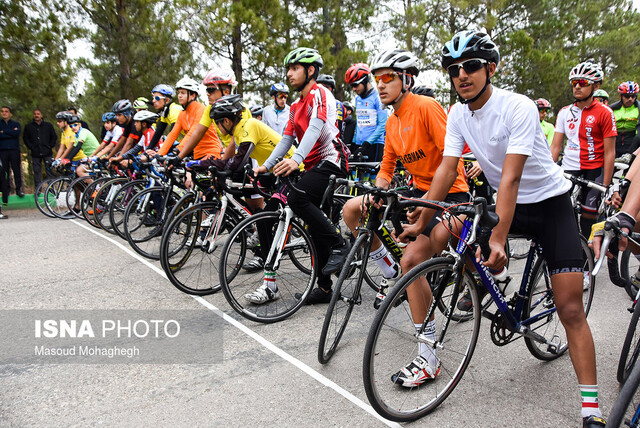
top-left (139, 127), bottom-right (156, 150)
top-left (285, 83), bottom-right (340, 169)
top-left (555, 100), bottom-right (617, 170)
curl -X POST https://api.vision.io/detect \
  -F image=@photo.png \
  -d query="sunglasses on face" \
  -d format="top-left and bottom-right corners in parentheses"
top-left (206, 86), bottom-right (220, 94)
top-left (570, 79), bottom-right (593, 88)
top-left (70, 123), bottom-right (80, 128)
top-left (350, 82), bottom-right (360, 88)
top-left (276, 93), bottom-right (287, 99)
top-left (374, 71), bottom-right (401, 85)
top-left (152, 95), bottom-right (165, 101)
top-left (623, 94), bottom-right (637, 99)
top-left (447, 58), bottom-right (488, 78)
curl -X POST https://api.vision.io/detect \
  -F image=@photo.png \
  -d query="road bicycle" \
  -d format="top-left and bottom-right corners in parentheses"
top-left (362, 197), bottom-right (595, 422)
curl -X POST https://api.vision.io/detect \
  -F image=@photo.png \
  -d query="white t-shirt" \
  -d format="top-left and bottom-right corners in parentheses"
top-left (110, 125), bottom-right (124, 144)
top-left (443, 87), bottom-right (570, 204)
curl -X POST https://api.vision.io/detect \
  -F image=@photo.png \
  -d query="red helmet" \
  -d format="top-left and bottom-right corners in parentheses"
top-left (618, 81), bottom-right (640, 95)
top-left (534, 98), bottom-right (551, 110)
top-left (345, 63), bottom-right (370, 85)
top-left (202, 68), bottom-right (237, 88)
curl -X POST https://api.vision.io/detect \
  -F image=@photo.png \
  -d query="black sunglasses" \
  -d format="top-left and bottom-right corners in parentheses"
top-left (447, 59), bottom-right (488, 78)
top-left (206, 87), bottom-right (220, 94)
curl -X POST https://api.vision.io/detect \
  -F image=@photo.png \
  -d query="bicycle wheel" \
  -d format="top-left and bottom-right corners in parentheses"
top-left (618, 301), bottom-right (640, 384)
top-left (621, 248), bottom-right (640, 299)
top-left (507, 235), bottom-right (531, 260)
top-left (363, 257), bottom-right (481, 422)
top-left (35, 178), bottom-right (56, 218)
top-left (66, 176), bottom-right (89, 219)
top-left (219, 210), bottom-right (316, 323)
top-left (523, 237), bottom-right (595, 360)
top-left (160, 201), bottom-right (240, 295)
top-left (318, 232), bottom-right (372, 364)
top-left (94, 177), bottom-right (129, 233)
top-left (609, 360), bottom-right (640, 428)
top-left (80, 177), bottom-right (110, 227)
top-left (44, 177), bottom-right (74, 219)
top-left (123, 186), bottom-right (184, 260)
top-left (110, 179), bottom-right (147, 238)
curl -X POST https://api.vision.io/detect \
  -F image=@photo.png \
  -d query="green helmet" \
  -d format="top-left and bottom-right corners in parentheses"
top-left (593, 89), bottom-right (609, 99)
top-left (133, 97), bottom-right (150, 110)
top-left (283, 47), bottom-right (323, 68)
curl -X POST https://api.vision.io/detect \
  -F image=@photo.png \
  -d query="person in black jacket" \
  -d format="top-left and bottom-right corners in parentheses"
top-left (342, 101), bottom-right (356, 151)
top-left (0, 105), bottom-right (22, 201)
top-left (24, 109), bottom-right (57, 190)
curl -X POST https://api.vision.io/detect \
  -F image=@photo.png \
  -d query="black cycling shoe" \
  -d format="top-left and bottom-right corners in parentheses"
top-left (456, 287), bottom-right (487, 312)
top-left (296, 287), bottom-right (332, 305)
top-left (321, 239), bottom-right (351, 276)
top-left (582, 415), bottom-right (606, 427)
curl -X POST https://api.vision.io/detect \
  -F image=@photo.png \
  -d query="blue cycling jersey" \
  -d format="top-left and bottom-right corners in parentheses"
top-left (355, 88), bottom-right (387, 145)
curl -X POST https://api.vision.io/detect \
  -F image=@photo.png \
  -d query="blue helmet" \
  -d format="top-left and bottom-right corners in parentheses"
top-left (102, 112), bottom-right (117, 122)
top-left (270, 82), bottom-right (289, 96)
top-left (151, 84), bottom-right (175, 97)
top-left (441, 30), bottom-right (500, 70)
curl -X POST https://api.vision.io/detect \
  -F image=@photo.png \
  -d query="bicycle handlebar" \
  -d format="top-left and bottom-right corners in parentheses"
top-left (564, 173), bottom-right (608, 194)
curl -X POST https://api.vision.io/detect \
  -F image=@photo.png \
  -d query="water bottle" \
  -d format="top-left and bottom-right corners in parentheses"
top-left (490, 267), bottom-right (516, 298)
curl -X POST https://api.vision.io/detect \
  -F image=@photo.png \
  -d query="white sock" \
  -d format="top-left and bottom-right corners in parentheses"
top-left (579, 384), bottom-right (602, 418)
top-left (370, 246), bottom-right (398, 278)
top-left (263, 271), bottom-right (277, 292)
top-left (416, 321), bottom-right (438, 367)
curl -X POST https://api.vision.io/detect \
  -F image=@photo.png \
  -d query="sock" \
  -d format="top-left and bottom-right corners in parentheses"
top-left (579, 384), bottom-right (602, 418)
top-left (263, 271), bottom-right (277, 292)
top-left (416, 321), bottom-right (438, 367)
top-left (370, 246), bottom-right (398, 279)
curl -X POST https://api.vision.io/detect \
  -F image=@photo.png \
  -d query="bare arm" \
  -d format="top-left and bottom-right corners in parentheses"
top-left (603, 136), bottom-right (615, 186)
top-left (550, 132), bottom-right (564, 162)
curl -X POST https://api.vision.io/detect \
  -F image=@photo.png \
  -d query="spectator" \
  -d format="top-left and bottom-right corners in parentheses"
top-left (24, 109), bottom-right (57, 190)
top-left (0, 157), bottom-right (6, 218)
top-left (342, 101), bottom-right (356, 147)
top-left (0, 105), bottom-right (23, 201)
top-left (67, 107), bottom-right (90, 131)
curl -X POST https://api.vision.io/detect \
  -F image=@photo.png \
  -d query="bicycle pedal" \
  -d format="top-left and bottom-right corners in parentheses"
top-left (547, 335), bottom-right (561, 354)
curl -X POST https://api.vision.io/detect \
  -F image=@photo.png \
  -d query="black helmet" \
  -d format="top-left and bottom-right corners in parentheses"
top-left (441, 30), bottom-right (500, 70)
top-left (210, 94), bottom-right (244, 121)
top-left (55, 111), bottom-right (72, 122)
top-left (112, 99), bottom-right (133, 114)
top-left (67, 114), bottom-right (81, 124)
top-left (250, 105), bottom-right (264, 118)
top-left (411, 85), bottom-right (435, 98)
top-left (316, 74), bottom-right (336, 91)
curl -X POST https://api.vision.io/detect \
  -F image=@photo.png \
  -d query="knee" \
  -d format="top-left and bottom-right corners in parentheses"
top-left (343, 197), bottom-right (362, 224)
top-left (401, 250), bottom-right (426, 272)
top-left (555, 299), bottom-right (586, 328)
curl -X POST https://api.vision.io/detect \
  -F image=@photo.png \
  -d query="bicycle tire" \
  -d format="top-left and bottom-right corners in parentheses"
top-left (35, 178), bottom-right (56, 218)
top-left (523, 237), bottom-right (595, 360)
top-left (619, 300), bottom-right (640, 384)
top-left (109, 179), bottom-right (147, 238)
top-left (44, 177), bottom-right (75, 219)
top-left (219, 210), bottom-right (316, 323)
top-left (318, 232), bottom-right (371, 364)
top-left (80, 177), bottom-right (111, 228)
top-left (609, 359), bottom-right (640, 428)
top-left (94, 177), bottom-right (129, 233)
top-left (363, 257), bottom-right (481, 422)
top-left (66, 176), bottom-right (89, 219)
top-left (621, 248), bottom-right (640, 299)
top-left (160, 201), bottom-right (240, 295)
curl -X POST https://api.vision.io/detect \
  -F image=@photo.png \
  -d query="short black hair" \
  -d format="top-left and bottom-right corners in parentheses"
top-left (68, 107), bottom-right (78, 114)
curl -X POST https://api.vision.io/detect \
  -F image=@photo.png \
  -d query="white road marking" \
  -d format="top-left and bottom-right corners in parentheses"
top-left (71, 220), bottom-right (401, 427)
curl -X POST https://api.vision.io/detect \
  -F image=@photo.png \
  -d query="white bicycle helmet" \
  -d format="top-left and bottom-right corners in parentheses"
top-left (133, 110), bottom-right (159, 123)
top-left (569, 62), bottom-right (604, 83)
top-left (370, 49), bottom-right (420, 76)
top-left (175, 76), bottom-right (202, 93)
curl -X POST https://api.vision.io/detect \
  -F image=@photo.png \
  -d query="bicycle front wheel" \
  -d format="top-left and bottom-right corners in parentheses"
top-left (318, 232), bottom-right (372, 364)
top-left (609, 360), bottom-right (640, 428)
top-left (44, 177), bottom-right (74, 219)
top-left (618, 300), bottom-right (640, 384)
top-left (219, 210), bottom-right (316, 323)
top-left (621, 248), bottom-right (640, 299)
top-left (363, 257), bottom-right (481, 422)
top-left (35, 178), bottom-right (56, 218)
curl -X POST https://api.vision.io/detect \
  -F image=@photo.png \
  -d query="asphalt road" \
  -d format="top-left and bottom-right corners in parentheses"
top-left (0, 209), bottom-right (635, 427)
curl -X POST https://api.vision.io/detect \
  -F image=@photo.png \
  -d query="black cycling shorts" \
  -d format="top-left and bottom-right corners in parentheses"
top-left (564, 168), bottom-right (603, 216)
top-left (509, 191), bottom-right (583, 275)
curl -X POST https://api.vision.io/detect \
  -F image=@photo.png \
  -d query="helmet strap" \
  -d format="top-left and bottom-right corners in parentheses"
top-left (391, 72), bottom-right (410, 104)
top-left (457, 67), bottom-right (491, 105)
top-left (574, 87), bottom-right (595, 103)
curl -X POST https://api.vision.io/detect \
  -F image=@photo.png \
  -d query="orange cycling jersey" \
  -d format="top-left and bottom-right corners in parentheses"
top-left (377, 92), bottom-right (468, 194)
top-left (158, 101), bottom-right (222, 159)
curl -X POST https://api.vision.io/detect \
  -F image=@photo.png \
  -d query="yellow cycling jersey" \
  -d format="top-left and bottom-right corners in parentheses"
top-left (200, 105), bottom-right (252, 147)
top-left (61, 127), bottom-right (86, 161)
top-left (233, 117), bottom-right (295, 166)
top-left (159, 102), bottom-right (183, 125)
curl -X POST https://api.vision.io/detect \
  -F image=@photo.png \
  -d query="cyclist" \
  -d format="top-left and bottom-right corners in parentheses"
top-left (594, 89), bottom-right (609, 105)
top-left (250, 105), bottom-right (264, 120)
top-left (107, 99), bottom-right (142, 159)
top-left (345, 62), bottom-right (387, 162)
top-left (317, 74), bottom-right (345, 136)
top-left (402, 30), bottom-right (603, 427)
top-left (112, 110), bottom-right (159, 165)
top-left (66, 115), bottom-right (100, 188)
top-left (535, 98), bottom-right (554, 146)
top-left (551, 61), bottom-right (617, 239)
top-left (610, 81), bottom-right (640, 157)
top-left (252, 47), bottom-right (350, 305)
top-left (157, 77), bottom-right (223, 162)
top-left (92, 112), bottom-right (121, 158)
top-left (262, 82), bottom-right (290, 135)
top-left (53, 111), bottom-right (75, 162)
top-left (342, 48), bottom-right (469, 312)
top-left (147, 84), bottom-right (183, 151)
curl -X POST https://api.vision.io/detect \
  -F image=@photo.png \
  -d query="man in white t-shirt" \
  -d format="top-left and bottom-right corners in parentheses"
top-left (396, 30), bottom-right (603, 428)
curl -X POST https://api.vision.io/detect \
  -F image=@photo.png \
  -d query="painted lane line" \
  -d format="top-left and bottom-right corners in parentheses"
top-left (71, 220), bottom-right (400, 428)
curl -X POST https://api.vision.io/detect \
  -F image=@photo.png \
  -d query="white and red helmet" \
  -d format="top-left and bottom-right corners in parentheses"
top-left (618, 81), bottom-right (640, 95)
top-left (202, 68), bottom-right (237, 88)
top-left (534, 98), bottom-right (551, 110)
top-left (569, 61), bottom-right (604, 83)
